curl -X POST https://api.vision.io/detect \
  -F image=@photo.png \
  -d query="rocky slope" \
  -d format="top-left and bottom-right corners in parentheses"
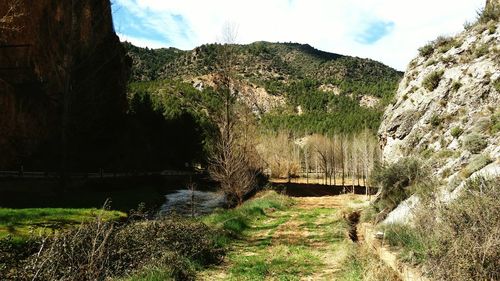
top-left (378, 1), bottom-right (499, 223)
top-left (0, 0), bottom-right (129, 170)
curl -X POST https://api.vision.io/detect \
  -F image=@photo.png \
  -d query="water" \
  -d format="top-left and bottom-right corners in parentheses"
top-left (159, 190), bottom-right (226, 216)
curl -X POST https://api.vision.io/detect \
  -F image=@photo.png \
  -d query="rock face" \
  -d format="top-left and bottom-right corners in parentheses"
top-left (0, 0), bottom-right (129, 170)
top-left (379, 2), bottom-right (499, 223)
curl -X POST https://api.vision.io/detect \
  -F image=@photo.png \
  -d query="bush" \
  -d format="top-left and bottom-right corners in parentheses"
top-left (422, 70), bottom-right (444, 91)
top-left (462, 133), bottom-right (488, 153)
top-left (384, 176), bottom-right (500, 281)
top-left (371, 158), bottom-right (428, 214)
top-left (451, 81), bottom-right (462, 92)
top-left (426, 176), bottom-right (500, 280)
top-left (0, 216), bottom-right (224, 281)
top-left (430, 114), bottom-right (441, 127)
top-left (450, 126), bottom-right (463, 138)
top-left (492, 109), bottom-right (500, 134)
top-left (418, 43), bottom-right (434, 57)
top-left (460, 154), bottom-right (493, 178)
top-left (477, 4), bottom-right (500, 24)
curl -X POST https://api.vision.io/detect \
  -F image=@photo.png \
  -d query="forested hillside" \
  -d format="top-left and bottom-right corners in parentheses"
top-left (124, 41), bottom-right (402, 135)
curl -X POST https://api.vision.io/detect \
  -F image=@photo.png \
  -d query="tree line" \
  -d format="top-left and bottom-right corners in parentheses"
top-left (258, 129), bottom-right (380, 190)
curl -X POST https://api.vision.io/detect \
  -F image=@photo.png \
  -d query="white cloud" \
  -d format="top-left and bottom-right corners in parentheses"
top-left (113, 0), bottom-right (485, 70)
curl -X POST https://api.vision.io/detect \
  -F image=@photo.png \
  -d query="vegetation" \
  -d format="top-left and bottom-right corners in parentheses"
top-left (0, 208), bottom-right (125, 240)
top-left (0, 212), bottom-right (224, 281)
top-left (422, 70), bottom-right (444, 91)
top-left (384, 176), bottom-right (500, 281)
top-left (450, 126), bottom-right (464, 138)
top-left (462, 133), bottom-right (488, 153)
top-left (460, 154), bottom-right (493, 178)
top-left (430, 114), bottom-right (441, 127)
top-left (370, 158), bottom-right (428, 216)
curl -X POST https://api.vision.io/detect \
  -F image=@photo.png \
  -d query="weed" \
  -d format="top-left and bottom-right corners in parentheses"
top-left (422, 70), bottom-right (444, 91)
top-left (451, 81), bottom-right (462, 92)
top-left (450, 126), bottom-right (463, 138)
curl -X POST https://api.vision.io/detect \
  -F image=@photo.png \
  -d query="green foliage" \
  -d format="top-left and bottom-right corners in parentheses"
top-left (419, 43), bottom-right (435, 57)
top-left (430, 114), bottom-right (441, 127)
top-left (462, 133), bottom-right (488, 153)
top-left (494, 79), bottom-right (500, 93)
top-left (491, 108), bottom-right (500, 134)
top-left (123, 42), bottom-right (185, 81)
top-left (451, 81), bottom-right (462, 92)
top-left (477, 4), bottom-right (500, 24)
top-left (371, 158), bottom-right (428, 212)
top-left (422, 70), bottom-right (444, 91)
top-left (450, 126), bottom-right (464, 138)
top-left (126, 80), bottom-right (224, 169)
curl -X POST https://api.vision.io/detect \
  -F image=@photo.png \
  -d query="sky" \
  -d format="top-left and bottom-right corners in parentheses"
top-left (112, 0), bottom-right (485, 71)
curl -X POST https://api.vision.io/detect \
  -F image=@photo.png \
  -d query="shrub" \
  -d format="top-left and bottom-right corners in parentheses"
top-left (477, 4), bottom-right (500, 24)
top-left (418, 43), bottom-right (434, 57)
top-left (460, 154), bottom-right (493, 178)
top-left (430, 114), bottom-right (441, 127)
top-left (462, 133), bottom-right (488, 153)
top-left (474, 44), bottom-right (489, 58)
top-left (371, 158), bottom-right (428, 214)
top-left (494, 79), bottom-right (500, 93)
top-left (450, 126), bottom-right (463, 138)
top-left (492, 109), bottom-right (500, 134)
top-left (425, 176), bottom-right (500, 280)
top-left (451, 81), bottom-right (462, 92)
top-left (0, 216), bottom-right (224, 281)
top-left (422, 70), bottom-right (444, 91)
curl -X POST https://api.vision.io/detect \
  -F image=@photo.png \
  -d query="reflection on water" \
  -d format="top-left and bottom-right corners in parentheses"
top-left (159, 190), bottom-right (226, 216)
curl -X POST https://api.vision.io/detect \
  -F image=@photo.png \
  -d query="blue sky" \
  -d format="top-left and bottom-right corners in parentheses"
top-left (112, 0), bottom-right (484, 70)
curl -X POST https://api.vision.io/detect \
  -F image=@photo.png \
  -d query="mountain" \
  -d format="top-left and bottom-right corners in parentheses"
top-left (379, 0), bottom-right (499, 222)
top-left (124, 41), bottom-right (403, 135)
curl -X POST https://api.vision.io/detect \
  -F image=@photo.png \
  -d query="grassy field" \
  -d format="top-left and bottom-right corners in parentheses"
top-left (0, 208), bottom-right (126, 240)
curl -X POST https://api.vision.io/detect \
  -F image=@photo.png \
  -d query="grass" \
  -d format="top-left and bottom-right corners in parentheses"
top-left (422, 70), bottom-right (444, 91)
top-left (382, 224), bottom-right (428, 265)
top-left (203, 190), bottom-right (294, 238)
top-left (0, 208), bottom-right (126, 240)
top-left (336, 245), bottom-right (400, 281)
top-left (198, 192), bottom-right (368, 280)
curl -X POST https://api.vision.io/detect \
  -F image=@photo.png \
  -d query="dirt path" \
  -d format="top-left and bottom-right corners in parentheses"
top-left (199, 194), bottom-right (369, 281)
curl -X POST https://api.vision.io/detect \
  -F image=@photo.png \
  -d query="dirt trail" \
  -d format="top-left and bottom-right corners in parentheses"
top-left (199, 194), bottom-right (369, 281)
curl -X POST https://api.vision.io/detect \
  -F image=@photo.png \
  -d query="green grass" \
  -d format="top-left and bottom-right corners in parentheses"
top-left (198, 191), bottom-right (364, 280)
top-left (203, 190), bottom-right (294, 238)
top-left (0, 208), bottom-right (126, 240)
top-left (121, 267), bottom-right (174, 281)
top-left (382, 224), bottom-right (428, 265)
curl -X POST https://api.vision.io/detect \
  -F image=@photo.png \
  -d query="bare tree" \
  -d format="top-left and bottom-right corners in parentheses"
top-left (257, 131), bottom-right (300, 179)
top-left (208, 23), bottom-right (258, 206)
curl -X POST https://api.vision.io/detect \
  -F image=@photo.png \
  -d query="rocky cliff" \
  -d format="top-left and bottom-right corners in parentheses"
top-left (0, 0), bottom-right (129, 170)
top-left (378, 1), bottom-right (499, 223)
